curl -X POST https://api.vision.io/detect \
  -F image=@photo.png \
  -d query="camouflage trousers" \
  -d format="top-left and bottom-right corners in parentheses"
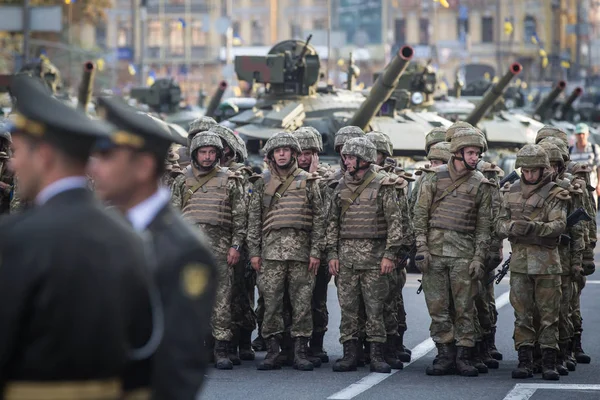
top-left (338, 265), bottom-right (388, 344)
top-left (571, 276), bottom-right (585, 335)
top-left (312, 264), bottom-right (331, 334)
top-left (397, 268), bottom-right (407, 333)
top-left (422, 256), bottom-right (477, 347)
top-left (231, 259), bottom-right (256, 333)
top-left (510, 272), bottom-right (560, 351)
top-left (257, 260), bottom-right (315, 339)
top-left (474, 274), bottom-right (495, 341)
top-left (212, 258), bottom-right (233, 341)
top-left (558, 275), bottom-right (574, 341)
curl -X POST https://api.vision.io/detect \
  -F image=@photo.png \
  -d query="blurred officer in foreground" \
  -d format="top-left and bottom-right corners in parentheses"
top-left (0, 75), bottom-right (152, 400)
top-left (90, 96), bottom-right (218, 399)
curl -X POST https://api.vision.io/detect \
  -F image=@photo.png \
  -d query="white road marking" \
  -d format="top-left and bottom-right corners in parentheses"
top-left (327, 290), bottom-right (512, 400)
top-left (584, 280), bottom-right (600, 284)
top-left (503, 384), bottom-right (600, 400)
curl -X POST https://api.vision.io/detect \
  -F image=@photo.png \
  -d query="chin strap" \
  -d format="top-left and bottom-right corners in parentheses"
top-left (522, 171), bottom-right (545, 185)
top-left (454, 149), bottom-right (477, 171)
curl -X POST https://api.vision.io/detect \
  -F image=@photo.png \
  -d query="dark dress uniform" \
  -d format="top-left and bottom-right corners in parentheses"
top-left (95, 97), bottom-right (218, 400)
top-left (0, 76), bottom-right (153, 399)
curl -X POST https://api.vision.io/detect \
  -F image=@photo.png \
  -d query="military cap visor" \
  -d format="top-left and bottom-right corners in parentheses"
top-left (8, 75), bottom-right (114, 157)
top-left (94, 96), bottom-right (186, 154)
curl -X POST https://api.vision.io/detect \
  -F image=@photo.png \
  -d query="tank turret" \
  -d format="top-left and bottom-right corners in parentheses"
top-left (465, 63), bottom-right (522, 125)
top-left (533, 80), bottom-right (566, 121)
top-left (204, 80), bottom-right (228, 118)
top-left (130, 78), bottom-right (182, 114)
top-left (349, 45), bottom-right (414, 130)
top-left (77, 61), bottom-right (95, 113)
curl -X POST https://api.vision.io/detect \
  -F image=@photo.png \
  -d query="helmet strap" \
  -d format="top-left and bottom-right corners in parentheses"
top-left (522, 168), bottom-right (544, 185)
top-left (455, 149), bottom-right (476, 171)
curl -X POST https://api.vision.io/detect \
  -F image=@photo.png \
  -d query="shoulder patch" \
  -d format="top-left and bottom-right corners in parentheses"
top-left (181, 263), bottom-right (210, 298)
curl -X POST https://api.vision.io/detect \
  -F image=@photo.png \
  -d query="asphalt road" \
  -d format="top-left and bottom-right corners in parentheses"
top-left (200, 241), bottom-right (600, 400)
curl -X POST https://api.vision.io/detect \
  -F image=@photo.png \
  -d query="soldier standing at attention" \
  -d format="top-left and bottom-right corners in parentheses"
top-left (496, 144), bottom-right (569, 381)
top-left (408, 127), bottom-right (447, 212)
top-left (171, 130), bottom-right (247, 370)
top-left (178, 116), bottom-right (218, 169)
top-left (327, 137), bottom-right (403, 374)
top-left (569, 123), bottom-right (600, 205)
top-left (413, 128), bottom-right (491, 377)
top-left (0, 75), bottom-right (153, 400)
top-left (247, 132), bottom-right (325, 371)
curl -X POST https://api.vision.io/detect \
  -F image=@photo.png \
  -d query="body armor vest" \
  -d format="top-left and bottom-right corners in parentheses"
top-left (262, 169), bottom-right (314, 233)
top-left (429, 165), bottom-right (483, 233)
top-left (506, 180), bottom-right (560, 248)
top-left (338, 173), bottom-right (388, 239)
top-left (182, 167), bottom-right (233, 230)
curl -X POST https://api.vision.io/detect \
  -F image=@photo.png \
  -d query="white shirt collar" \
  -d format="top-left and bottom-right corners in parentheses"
top-left (126, 187), bottom-right (171, 232)
top-left (35, 176), bottom-right (89, 206)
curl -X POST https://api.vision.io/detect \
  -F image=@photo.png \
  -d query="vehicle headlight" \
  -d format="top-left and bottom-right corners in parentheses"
top-left (411, 92), bottom-right (424, 105)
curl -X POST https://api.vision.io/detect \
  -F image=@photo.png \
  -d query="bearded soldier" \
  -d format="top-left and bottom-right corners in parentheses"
top-left (179, 116), bottom-right (218, 169)
top-left (171, 130), bottom-right (247, 370)
top-left (247, 132), bottom-right (325, 371)
top-left (414, 128), bottom-right (492, 377)
top-left (496, 144), bottom-right (569, 381)
top-left (327, 137), bottom-right (403, 374)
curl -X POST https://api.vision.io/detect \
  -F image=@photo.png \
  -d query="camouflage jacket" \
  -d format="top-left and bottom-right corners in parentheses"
top-left (326, 168), bottom-right (403, 269)
top-left (477, 161), bottom-right (504, 252)
top-left (413, 163), bottom-right (492, 262)
top-left (555, 176), bottom-right (585, 274)
top-left (246, 165), bottom-right (325, 262)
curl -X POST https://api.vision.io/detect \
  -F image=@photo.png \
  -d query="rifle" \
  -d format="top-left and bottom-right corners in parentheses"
top-left (244, 260), bottom-right (256, 279)
top-left (499, 170), bottom-right (519, 187)
top-left (566, 207), bottom-right (592, 227)
top-left (399, 243), bottom-right (417, 268)
top-left (490, 253), bottom-right (512, 285)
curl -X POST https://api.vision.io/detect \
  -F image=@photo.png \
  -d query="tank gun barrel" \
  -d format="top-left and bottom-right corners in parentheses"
top-left (295, 34), bottom-right (313, 69)
top-left (560, 87), bottom-right (583, 120)
top-left (349, 45), bottom-right (414, 130)
top-left (465, 62), bottom-right (522, 125)
top-left (205, 81), bottom-right (228, 118)
top-left (77, 61), bottom-right (95, 113)
top-left (533, 80), bottom-right (566, 120)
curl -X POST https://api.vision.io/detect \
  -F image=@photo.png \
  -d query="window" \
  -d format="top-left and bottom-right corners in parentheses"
top-left (117, 17), bottom-right (130, 47)
top-left (232, 21), bottom-right (241, 38)
top-left (251, 20), bottom-right (263, 45)
top-left (394, 19), bottom-right (405, 44)
top-left (524, 15), bottom-right (537, 43)
top-left (313, 18), bottom-right (327, 30)
top-left (291, 23), bottom-right (302, 39)
top-left (419, 18), bottom-right (429, 45)
top-left (147, 19), bottom-right (162, 47)
top-left (456, 16), bottom-right (469, 43)
top-left (481, 16), bottom-right (494, 43)
top-left (169, 20), bottom-right (184, 55)
top-left (191, 19), bottom-right (206, 46)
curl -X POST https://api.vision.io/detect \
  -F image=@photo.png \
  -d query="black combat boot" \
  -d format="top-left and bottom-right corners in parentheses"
top-left (363, 339), bottom-right (371, 365)
top-left (384, 335), bottom-right (403, 370)
top-left (573, 333), bottom-right (591, 364)
top-left (565, 339), bottom-right (577, 371)
top-left (512, 346), bottom-right (534, 379)
top-left (257, 336), bottom-right (281, 370)
top-left (238, 329), bottom-right (255, 361)
top-left (293, 337), bottom-right (314, 371)
top-left (455, 346), bottom-right (479, 377)
top-left (369, 342), bottom-right (392, 373)
top-left (532, 343), bottom-right (542, 374)
top-left (426, 343), bottom-right (456, 376)
top-left (556, 341), bottom-right (569, 376)
top-left (214, 340), bottom-right (233, 370)
top-left (541, 348), bottom-right (560, 381)
top-left (333, 340), bottom-right (358, 372)
top-left (355, 339), bottom-right (366, 367)
top-left (228, 332), bottom-right (241, 366)
top-left (251, 323), bottom-right (266, 352)
top-left (486, 328), bottom-right (503, 360)
top-left (472, 342), bottom-right (489, 373)
top-left (396, 331), bottom-right (411, 362)
top-left (276, 333), bottom-right (295, 367)
top-left (480, 340), bottom-right (499, 369)
top-left (309, 331), bottom-right (329, 363)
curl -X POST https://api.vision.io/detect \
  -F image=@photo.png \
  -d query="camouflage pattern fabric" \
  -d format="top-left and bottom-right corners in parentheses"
top-left (312, 264), bottom-right (331, 334)
top-left (558, 275), bottom-right (574, 341)
top-left (571, 277), bottom-right (584, 335)
top-left (383, 268), bottom-right (399, 337)
top-left (397, 268), bottom-right (408, 333)
top-left (212, 258), bottom-right (234, 341)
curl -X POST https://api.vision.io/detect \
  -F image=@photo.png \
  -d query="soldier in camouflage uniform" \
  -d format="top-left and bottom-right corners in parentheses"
top-left (414, 128), bottom-right (492, 377)
top-left (171, 130), bottom-right (247, 370)
top-left (178, 116), bottom-right (218, 169)
top-left (496, 144), bottom-right (569, 381)
top-left (408, 127), bottom-right (447, 212)
top-left (247, 132), bottom-right (325, 371)
top-left (161, 144), bottom-right (183, 188)
top-left (327, 137), bottom-right (403, 374)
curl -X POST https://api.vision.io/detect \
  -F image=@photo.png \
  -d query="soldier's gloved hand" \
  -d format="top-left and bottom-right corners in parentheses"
top-left (511, 220), bottom-right (535, 236)
top-left (415, 251), bottom-right (432, 273)
top-left (582, 260), bottom-right (596, 276)
top-left (468, 260), bottom-right (485, 280)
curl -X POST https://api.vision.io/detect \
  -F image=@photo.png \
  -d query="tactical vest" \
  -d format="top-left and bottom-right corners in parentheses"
top-left (338, 173), bottom-right (388, 239)
top-left (429, 165), bottom-right (483, 233)
top-left (506, 180), bottom-right (561, 248)
top-left (181, 167), bottom-right (233, 231)
top-left (262, 169), bottom-right (314, 233)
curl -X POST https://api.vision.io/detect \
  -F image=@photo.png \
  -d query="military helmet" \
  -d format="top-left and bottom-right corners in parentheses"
top-left (188, 116), bottom-right (217, 140)
top-left (296, 126), bottom-right (323, 153)
top-left (535, 125), bottom-right (568, 146)
top-left (208, 124), bottom-right (238, 154)
top-left (341, 137), bottom-right (377, 163)
top-left (538, 141), bottom-right (564, 164)
top-left (475, 128), bottom-right (489, 153)
top-left (293, 127), bottom-right (322, 152)
top-left (167, 144), bottom-right (180, 162)
top-left (334, 126), bottom-right (364, 151)
top-left (538, 136), bottom-right (569, 162)
top-left (445, 121), bottom-right (473, 142)
top-left (190, 131), bottom-right (224, 155)
top-left (366, 131), bottom-right (392, 157)
top-left (263, 131), bottom-right (302, 156)
top-left (515, 144), bottom-right (551, 169)
top-left (449, 128), bottom-right (486, 153)
top-left (425, 127), bottom-right (448, 152)
top-left (233, 134), bottom-right (248, 162)
top-left (427, 141), bottom-right (451, 163)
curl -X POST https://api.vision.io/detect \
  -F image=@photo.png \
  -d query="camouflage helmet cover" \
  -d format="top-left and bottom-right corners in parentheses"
top-left (209, 124), bottom-right (238, 153)
top-left (535, 125), bottom-right (568, 146)
top-left (538, 136), bottom-right (569, 161)
top-left (366, 131), bottom-right (392, 156)
top-left (425, 127), bottom-right (448, 152)
top-left (515, 144), bottom-right (551, 169)
top-left (445, 121), bottom-right (473, 142)
top-left (296, 126), bottom-right (323, 152)
top-left (293, 127), bottom-right (322, 152)
top-left (188, 116), bottom-right (217, 137)
top-left (341, 137), bottom-right (377, 163)
top-left (233, 133), bottom-right (248, 162)
top-left (190, 131), bottom-right (224, 155)
top-left (538, 141), bottom-right (564, 164)
top-left (449, 128), bottom-right (486, 153)
top-left (427, 141), bottom-right (451, 163)
top-left (263, 131), bottom-right (302, 156)
top-left (334, 126), bottom-right (365, 150)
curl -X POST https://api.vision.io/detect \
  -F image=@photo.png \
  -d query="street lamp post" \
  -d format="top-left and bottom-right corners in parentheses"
top-left (139, 0), bottom-right (147, 86)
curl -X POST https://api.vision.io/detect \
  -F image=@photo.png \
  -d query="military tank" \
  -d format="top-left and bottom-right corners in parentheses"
top-left (225, 37), bottom-right (415, 164)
